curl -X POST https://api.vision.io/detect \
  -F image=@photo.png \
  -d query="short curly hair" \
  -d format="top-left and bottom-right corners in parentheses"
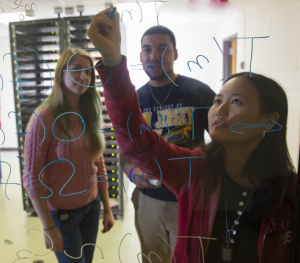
top-left (141, 26), bottom-right (176, 50)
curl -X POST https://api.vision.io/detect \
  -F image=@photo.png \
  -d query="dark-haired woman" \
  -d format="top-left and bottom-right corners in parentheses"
top-left (87, 7), bottom-right (296, 263)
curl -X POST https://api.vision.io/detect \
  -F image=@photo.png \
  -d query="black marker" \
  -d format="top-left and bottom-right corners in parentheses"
top-left (108, 7), bottom-right (116, 19)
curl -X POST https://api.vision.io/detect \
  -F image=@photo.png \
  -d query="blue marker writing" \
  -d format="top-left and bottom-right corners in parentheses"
top-left (140, 123), bottom-right (157, 135)
top-left (0, 161), bottom-right (20, 201)
top-left (8, 111), bottom-right (21, 149)
top-left (108, 7), bottom-right (117, 20)
top-left (229, 119), bottom-right (248, 134)
top-left (213, 37), bottom-right (227, 81)
top-left (187, 55), bottom-right (209, 72)
top-left (128, 107), bottom-right (210, 142)
top-left (121, 9), bottom-right (135, 21)
top-left (122, 158), bottom-right (130, 193)
top-left (0, 127), bottom-right (5, 145)
top-left (229, 118), bottom-right (281, 134)
top-left (229, 36), bottom-right (269, 77)
top-left (154, 158), bottom-right (162, 188)
top-left (33, 50), bottom-right (53, 91)
top-left (130, 63), bottom-right (155, 70)
top-left (17, 156), bottom-right (32, 199)
top-left (178, 107), bottom-right (211, 140)
top-left (100, 127), bottom-right (120, 133)
top-left (161, 44), bottom-right (178, 86)
top-left (136, 1), bottom-right (142, 23)
top-left (144, 1), bottom-right (167, 25)
top-left (39, 158), bottom-right (87, 198)
top-left (127, 112), bottom-right (134, 142)
top-left (133, 170), bottom-right (153, 184)
top-left (52, 112), bottom-right (86, 142)
top-left (4, 53), bottom-right (23, 100)
top-left (0, 74), bottom-right (3, 91)
top-left (92, 174), bottom-right (112, 183)
top-left (32, 111), bottom-right (46, 145)
top-left (168, 156), bottom-right (206, 188)
top-left (64, 48), bottom-right (117, 88)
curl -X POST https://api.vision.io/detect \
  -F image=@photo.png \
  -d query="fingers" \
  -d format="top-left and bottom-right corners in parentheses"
top-left (59, 236), bottom-right (64, 252)
top-left (102, 222), bottom-right (107, 233)
top-left (91, 14), bottom-right (114, 33)
top-left (107, 221), bottom-right (114, 231)
top-left (44, 230), bottom-right (64, 252)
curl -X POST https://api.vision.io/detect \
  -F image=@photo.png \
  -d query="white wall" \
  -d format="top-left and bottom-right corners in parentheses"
top-left (244, 0), bottom-right (300, 167)
top-left (117, 2), bottom-right (228, 95)
top-left (124, 21), bottom-right (222, 94)
top-left (0, 24), bottom-right (17, 149)
top-left (219, 10), bottom-right (245, 74)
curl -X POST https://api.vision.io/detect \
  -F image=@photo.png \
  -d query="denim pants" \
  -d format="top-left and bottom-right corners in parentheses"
top-left (50, 194), bottom-right (101, 263)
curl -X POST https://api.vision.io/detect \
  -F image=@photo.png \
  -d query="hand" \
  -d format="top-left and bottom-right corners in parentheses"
top-left (102, 211), bottom-right (114, 233)
top-left (87, 6), bottom-right (122, 65)
top-left (131, 167), bottom-right (162, 189)
top-left (44, 226), bottom-right (64, 252)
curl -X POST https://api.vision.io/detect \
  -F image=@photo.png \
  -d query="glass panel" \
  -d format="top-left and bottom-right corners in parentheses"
top-left (0, 1), bottom-right (299, 263)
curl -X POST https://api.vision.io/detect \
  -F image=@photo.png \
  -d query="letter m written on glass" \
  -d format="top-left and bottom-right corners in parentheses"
top-left (140, 123), bottom-right (157, 135)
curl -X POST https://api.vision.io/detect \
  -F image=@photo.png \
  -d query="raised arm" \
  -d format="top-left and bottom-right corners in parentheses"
top-left (87, 7), bottom-right (205, 198)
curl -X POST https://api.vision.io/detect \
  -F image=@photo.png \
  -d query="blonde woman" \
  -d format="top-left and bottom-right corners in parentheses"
top-left (22, 48), bottom-right (114, 263)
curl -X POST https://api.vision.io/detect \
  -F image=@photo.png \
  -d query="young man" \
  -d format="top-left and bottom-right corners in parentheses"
top-left (120, 26), bottom-right (215, 263)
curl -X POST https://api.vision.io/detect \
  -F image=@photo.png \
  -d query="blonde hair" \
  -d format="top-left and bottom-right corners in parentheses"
top-left (36, 47), bottom-right (105, 161)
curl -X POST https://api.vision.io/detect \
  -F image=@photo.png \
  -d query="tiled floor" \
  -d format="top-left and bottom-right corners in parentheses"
top-left (0, 151), bottom-right (141, 263)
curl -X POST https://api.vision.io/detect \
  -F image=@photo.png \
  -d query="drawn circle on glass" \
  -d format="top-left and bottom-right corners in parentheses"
top-left (52, 112), bottom-right (86, 142)
top-left (4, 239), bottom-right (13, 244)
top-left (18, 14), bottom-right (25, 21)
top-left (64, 48), bottom-right (115, 88)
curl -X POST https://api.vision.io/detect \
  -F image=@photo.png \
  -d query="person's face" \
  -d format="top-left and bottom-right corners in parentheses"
top-left (140, 34), bottom-right (178, 81)
top-left (62, 55), bottom-right (92, 96)
top-left (208, 77), bottom-right (277, 144)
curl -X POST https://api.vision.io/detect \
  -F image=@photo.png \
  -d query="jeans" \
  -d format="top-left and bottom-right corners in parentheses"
top-left (50, 194), bottom-right (101, 263)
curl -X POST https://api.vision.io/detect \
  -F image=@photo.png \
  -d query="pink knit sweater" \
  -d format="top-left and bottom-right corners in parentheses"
top-left (22, 105), bottom-right (108, 211)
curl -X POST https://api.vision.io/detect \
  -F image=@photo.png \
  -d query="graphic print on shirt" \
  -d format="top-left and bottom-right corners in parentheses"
top-left (142, 103), bottom-right (195, 145)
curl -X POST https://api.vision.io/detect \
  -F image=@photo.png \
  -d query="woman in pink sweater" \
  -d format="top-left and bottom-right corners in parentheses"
top-left (22, 48), bottom-right (114, 263)
top-left (87, 7), bottom-right (297, 263)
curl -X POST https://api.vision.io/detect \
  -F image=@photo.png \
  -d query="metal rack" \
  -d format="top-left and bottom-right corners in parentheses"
top-left (9, 17), bottom-right (128, 218)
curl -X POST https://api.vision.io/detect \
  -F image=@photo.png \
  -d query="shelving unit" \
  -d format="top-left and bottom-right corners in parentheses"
top-left (9, 16), bottom-right (128, 218)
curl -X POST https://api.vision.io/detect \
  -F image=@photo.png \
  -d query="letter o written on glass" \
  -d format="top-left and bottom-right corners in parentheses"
top-left (52, 112), bottom-right (86, 142)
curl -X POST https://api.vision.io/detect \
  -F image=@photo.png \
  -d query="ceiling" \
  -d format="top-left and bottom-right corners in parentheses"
top-left (0, 0), bottom-right (253, 37)
top-left (0, 0), bottom-right (253, 20)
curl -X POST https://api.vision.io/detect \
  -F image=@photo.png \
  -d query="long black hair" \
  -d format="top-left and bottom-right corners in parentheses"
top-left (199, 72), bottom-right (295, 221)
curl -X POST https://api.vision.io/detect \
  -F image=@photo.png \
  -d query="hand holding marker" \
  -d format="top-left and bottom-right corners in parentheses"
top-left (108, 6), bottom-right (117, 20)
top-left (87, 6), bottom-right (122, 66)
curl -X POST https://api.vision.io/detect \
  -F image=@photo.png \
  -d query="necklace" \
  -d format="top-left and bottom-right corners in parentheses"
top-left (220, 189), bottom-right (254, 262)
top-left (148, 81), bottom-right (175, 106)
